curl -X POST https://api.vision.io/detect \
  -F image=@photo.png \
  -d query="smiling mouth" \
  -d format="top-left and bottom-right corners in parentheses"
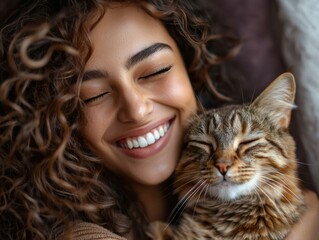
top-left (117, 121), bottom-right (171, 149)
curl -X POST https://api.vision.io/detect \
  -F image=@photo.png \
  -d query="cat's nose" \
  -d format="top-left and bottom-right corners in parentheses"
top-left (215, 162), bottom-right (231, 175)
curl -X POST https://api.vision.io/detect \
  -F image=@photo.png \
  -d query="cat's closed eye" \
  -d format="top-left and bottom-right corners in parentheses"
top-left (237, 138), bottom-right (260, 149)
top-left (187, 140), bottom-right (213, 155)
top-left (187, 134), bottom-right (216, 154)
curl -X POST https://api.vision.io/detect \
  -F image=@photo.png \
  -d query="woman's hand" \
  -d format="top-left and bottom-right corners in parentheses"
top-left (286, 190), bottom-right (319, 240)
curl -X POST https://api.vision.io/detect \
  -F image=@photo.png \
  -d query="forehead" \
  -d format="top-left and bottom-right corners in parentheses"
top-left (191, 106), bottom-right (257, 133)
top-left (86, 4), bottom-right (177, 70)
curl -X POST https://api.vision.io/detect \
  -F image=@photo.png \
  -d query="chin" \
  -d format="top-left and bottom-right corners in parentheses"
top-left (209, 179), bottom-right (258, 201)
top-left (130, 164), bottom-right (175, 186)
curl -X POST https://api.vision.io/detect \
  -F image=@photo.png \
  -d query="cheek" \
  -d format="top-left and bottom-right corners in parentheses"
top-left (80, 106), bottom-right (112, 145)
top-left (159, 71), bottom-right (197, 122)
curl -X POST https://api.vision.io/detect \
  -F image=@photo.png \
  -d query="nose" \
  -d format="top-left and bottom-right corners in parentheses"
top-left (117, 85), bottom-right (153, 123)
top-left (215, 161), bottom-right (232, 175)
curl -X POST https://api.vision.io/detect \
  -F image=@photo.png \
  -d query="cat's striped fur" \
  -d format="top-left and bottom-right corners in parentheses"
top-left (149, 73), bottom-right (305, 240)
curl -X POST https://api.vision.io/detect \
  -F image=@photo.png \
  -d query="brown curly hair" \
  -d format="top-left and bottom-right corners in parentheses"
top-left (0, 0), bottom-right (240, 239)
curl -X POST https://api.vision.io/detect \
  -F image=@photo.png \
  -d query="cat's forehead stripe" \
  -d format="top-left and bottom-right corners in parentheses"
top-left (212, 112), bottom-right (221, 129)
top-left (231, 111), bottom-right (243, 131)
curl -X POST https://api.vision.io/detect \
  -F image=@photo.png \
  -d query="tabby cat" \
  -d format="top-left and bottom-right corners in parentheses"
top-left (148, 73), bottom-right (305, 240)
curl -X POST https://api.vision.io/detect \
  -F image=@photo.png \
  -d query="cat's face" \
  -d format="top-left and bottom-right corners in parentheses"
top-left (174, 73), bottom-right (298, 201)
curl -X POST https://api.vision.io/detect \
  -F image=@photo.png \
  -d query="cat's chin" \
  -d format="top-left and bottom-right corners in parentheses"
top-left (210, 179), bottom-right (257, 201)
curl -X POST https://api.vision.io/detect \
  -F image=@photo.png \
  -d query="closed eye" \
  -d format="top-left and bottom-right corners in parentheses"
top-left (84, 92), bottom-right (109, 104)
top-left (188, 140), bottom-right (214, 154)
top-left (140, 65), bottom-right (172, 79)
top-left (240, 138), bottom-right (260, 146)
top-left (188, 140), bottom-right (212, 147)
top-left (237, 138), bottom-right (261, 152)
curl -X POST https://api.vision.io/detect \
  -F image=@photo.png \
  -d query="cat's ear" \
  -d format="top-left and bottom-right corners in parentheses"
top-left (251, 72), bottom-right (296, 128)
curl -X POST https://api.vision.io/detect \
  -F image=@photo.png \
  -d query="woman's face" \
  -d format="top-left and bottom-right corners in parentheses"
top-left (80, 5), bottom-right (197, 188)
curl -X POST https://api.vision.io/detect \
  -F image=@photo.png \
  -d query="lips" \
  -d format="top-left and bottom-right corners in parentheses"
top-left (117, 121), bottom-right (171, 149)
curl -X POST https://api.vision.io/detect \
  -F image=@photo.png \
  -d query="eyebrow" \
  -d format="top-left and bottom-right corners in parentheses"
top-left (82, 42), bottom-right (172, 82)
top-left (126, 42), bottom-right (172, 69)
top-left (82, 69), bottom-right (108, 82)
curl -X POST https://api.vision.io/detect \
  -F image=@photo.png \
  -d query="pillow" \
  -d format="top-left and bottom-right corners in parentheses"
top-left (277, 0), bottom-right (319, 193)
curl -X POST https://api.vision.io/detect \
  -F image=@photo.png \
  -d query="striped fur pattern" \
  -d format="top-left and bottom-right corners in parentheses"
top-left (148, 73), bottom-right (305, 240)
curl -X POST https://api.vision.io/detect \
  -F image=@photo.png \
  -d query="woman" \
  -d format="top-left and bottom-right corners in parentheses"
top-left (0, 0), bottom-right (318, 239)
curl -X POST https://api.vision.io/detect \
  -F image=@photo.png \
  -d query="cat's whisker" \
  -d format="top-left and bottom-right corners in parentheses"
top-left (203, 181), bottom-right (210, 200)
top-left (252, 183), bottom-right (267, 213)
top-left (259, 174), bottom-right (303, 202)
top-left (173, 172), bottom-right (212, 191)
top-left (295, 161), bottom-right (319, 166)
top-left (256, 188), bottom-right (284, 216)
top-left (262, 182), bottom-right (301, 215)
top-left (257, 168), bottom-right (306, 189)
top-left (160, 182), bottom-right (182, 200)
top-left (198, 170), bottom-right (212, 174)
top-left (160, 176), bottom-right (204, 203)
top-left (174, 172), bottom-right (201, 182)
top-left (254, 184), bottom-right (283, 215)
top-left (192, 180), bottom-right (209, 217)
top-left (165, 189), bottom-right (203, 230)
top-left (258, 176), bottom-right (286, 192)
top-left (262, 172), bottom-right (300, 195)
top-left (271, 171), bottom-right (310, 187)
top-left (259, 167), bottom-right (301, 182)
top-left (173, 176), bottom-right (203, 192)
top-left (160, 173), bottom-right (201, 198)
top-left (167, 180), bottom-right (206, 227)
top-left (180, 180), bottom-right (207, 206)
top-left (258, 177), bottom-right (295, 206)
top-left (257, 177), bottom-right (302, 214)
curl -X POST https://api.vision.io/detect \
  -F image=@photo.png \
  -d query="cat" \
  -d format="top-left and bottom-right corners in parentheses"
top-left (148, 73), bottom-right (305, 240)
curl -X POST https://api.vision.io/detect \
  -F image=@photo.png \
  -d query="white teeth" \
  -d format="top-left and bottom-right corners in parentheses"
top-left (127, 139), bottom-right (133, 149)
top-left (137, 136), bottom-right (148, 148)
top-left (159, 126), bottom-right (164, 137)
top-left (153, 130), bottom-right (160, 140)
top-left (146, 132), bottom-right (155, 145)
top-left (122, 122), bottom-right (170, 149)
top-left (133, 139), bottom-right (139, 148)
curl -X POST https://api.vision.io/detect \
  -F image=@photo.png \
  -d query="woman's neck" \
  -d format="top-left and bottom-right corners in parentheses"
top-left (132, 181), bottom-right (172, 222)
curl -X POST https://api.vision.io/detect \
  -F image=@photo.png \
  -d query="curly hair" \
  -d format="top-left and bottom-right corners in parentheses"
top-left (0, 0), bottom-right (240, 239)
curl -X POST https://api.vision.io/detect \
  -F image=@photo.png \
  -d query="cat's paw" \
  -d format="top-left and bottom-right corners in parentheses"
top-left (147, 221), bottom-right (174, 240)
